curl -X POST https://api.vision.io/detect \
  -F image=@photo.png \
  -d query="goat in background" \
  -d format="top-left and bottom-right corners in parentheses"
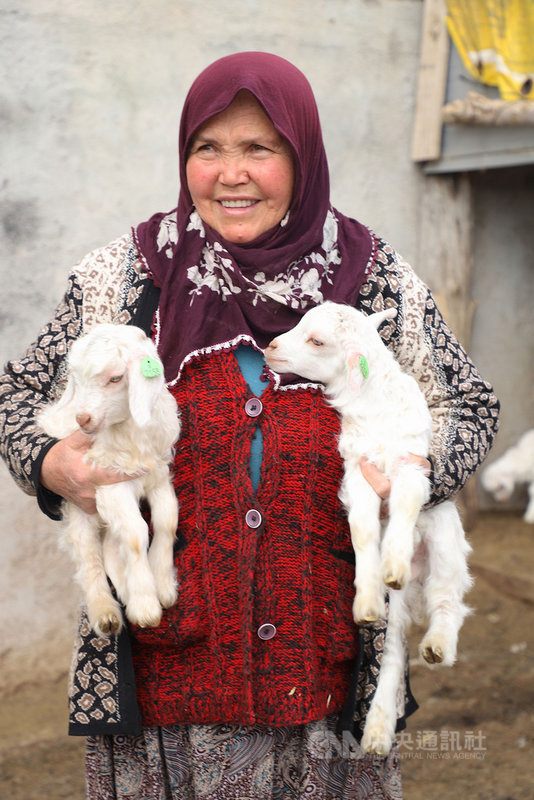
top-left (265, 301), bottom-right (472, 755)
top-left (39, 323), bottom-right (180, 637)
top-left (481, 429), bottom-right (534, 523)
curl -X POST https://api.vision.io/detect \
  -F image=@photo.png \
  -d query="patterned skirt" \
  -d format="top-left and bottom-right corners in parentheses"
top-left (85, 714), bottom-right (402, 800)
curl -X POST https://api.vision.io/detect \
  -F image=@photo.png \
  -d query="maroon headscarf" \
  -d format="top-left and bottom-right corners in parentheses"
top-left (134, 51), bottom-right (374, 384)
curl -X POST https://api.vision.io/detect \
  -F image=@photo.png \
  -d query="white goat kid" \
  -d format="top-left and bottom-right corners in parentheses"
top-left (265, 301), bottom-right (472, 754)
top-left (481, 429), bottom-right (534, 523)
top-left (39, 323), bottom-right (180, 637)
top-left (266, 301), bottom-right (432, 625)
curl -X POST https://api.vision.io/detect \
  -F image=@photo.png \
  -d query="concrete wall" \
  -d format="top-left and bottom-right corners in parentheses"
top-left (0, 0), bottom-right (532, 690)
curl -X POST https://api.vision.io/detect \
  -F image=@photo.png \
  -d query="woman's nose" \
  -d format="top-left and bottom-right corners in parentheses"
top-left (219, 155), bottom-right (249, 185)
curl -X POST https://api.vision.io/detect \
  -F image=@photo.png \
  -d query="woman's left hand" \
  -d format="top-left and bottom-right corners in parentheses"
top-left (360, 454), bottom-right (431, 517)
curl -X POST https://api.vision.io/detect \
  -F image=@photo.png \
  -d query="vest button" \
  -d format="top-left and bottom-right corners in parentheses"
top-left (245, 397), bottom-right (263, 417)
top-left (245, 509), bottom-right (262, 528)
top-left (257, 623), bottom-right (277, 640)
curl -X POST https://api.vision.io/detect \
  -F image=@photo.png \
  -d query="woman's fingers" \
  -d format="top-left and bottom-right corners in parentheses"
top-left (399, 453), bottom-right (431, 476)
top-left (40, 431), bottom-right (144, 514)
top-left (360, 457), bottom-right (391, 500)
top-left (359, 453), bottom-right (432, 519)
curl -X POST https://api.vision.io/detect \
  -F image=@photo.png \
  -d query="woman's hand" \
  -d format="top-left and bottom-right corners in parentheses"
top-left (40, 431), bottom-right (140, 515)
top-left (360, 454), bottom-right (431, 517)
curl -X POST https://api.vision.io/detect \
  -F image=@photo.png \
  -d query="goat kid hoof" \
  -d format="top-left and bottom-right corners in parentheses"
top-left (157, 581), bottom-right (178, 610)
top-left (127, 597), bottom-right (163, 629)
top-left (353, 598), bottom-right (385, 625)
top-left (361, 732), bottom-right (392, 756)
top-left (356, 613), bottom-right (380, 625)
top-left (381, 557), bottom-right (410, 591)
top-left (364, 743), bottom-right (391, 757)
top-left (421, 645), bottom-right (444, 664)
top-left (96, 613), bottom-right (122, 636)
top-left (384, 576), bottom-right (404, 590)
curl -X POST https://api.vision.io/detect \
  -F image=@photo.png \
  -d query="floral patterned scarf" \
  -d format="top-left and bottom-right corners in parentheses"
top-left (134, 52), bottom-right (374, 384)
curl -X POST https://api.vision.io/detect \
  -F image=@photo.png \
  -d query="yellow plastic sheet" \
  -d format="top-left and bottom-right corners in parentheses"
top-left (446, 0), bottom-right (534, 100)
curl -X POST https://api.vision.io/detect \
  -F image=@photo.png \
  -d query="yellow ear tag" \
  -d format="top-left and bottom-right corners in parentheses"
top-left (359, 356), bottom-right (369, 379)
top-left (140, 356), bottom-right (163, 379)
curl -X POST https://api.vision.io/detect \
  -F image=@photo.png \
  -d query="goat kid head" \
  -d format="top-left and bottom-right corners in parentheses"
top-left (55, 324), bottom-right (166, 433)
top-left (265, 301), bottom-right (397, 394)
top-left (481, 461), bottom-right (515, 502)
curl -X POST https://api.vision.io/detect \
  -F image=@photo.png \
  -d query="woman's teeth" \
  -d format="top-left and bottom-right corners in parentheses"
top-left (220, 199), bottom-right (257, 208)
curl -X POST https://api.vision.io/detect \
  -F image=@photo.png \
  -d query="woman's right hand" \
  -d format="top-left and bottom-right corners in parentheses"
top-left (40, 431), bottom-right (139, 514)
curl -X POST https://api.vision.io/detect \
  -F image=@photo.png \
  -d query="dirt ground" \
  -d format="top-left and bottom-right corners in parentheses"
top-left (0, 510), bottom-right (532, 799)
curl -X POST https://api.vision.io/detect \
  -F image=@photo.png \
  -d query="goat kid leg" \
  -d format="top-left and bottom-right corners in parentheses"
top-left (417, 502), bottom-right (472, 666)
top-left (62, 504), bottom-right (123, 636)
top-left (97, 484), bottom-right (162, 628)
top-left (102, 529), bottom-right (128, 605)
top-left (343, 470), bottom-right (385, 623)
top-left (380, 464), bottom-right (429, 590)
top-left (147, 475), bottom-right (179, 610)
top-left (361, 588), bottom-right (409, 755)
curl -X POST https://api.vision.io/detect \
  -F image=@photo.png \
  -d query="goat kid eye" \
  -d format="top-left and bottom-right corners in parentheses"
top-left (108, 375), bottom-right (124, 384)
top-left (309, 338), bottom-right (324, 347)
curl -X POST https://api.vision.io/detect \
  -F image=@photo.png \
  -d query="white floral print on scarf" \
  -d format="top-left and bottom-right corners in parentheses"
top-left (156, 209), bottom-right (342, 310)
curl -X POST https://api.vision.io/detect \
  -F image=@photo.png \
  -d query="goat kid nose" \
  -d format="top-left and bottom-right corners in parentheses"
top-left (265, 341), bottom-right (278, 354)
top-left (76, 412), bottom-right (92, 430)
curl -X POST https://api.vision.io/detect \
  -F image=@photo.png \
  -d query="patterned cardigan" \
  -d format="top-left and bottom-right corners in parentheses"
top-left (0, 231), bottom-right (499, 734)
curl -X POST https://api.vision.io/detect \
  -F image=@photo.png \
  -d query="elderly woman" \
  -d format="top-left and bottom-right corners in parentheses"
top-left (0, 52), bottom-right (499, 799)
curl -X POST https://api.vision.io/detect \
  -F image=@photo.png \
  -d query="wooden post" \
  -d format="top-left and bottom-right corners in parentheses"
top-left (418, 173), bottom-right (476, 347)
top-left (411, 0), bottom-right (450, 162)
top-left (417, 173), bottom-right (479, 528)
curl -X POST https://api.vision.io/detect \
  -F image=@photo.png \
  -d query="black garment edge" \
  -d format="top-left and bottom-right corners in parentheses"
top-left (68, 619), bottom-right (143, 737)
top-left (130, 279), bottom-right (161, 335)
top-left (32, 438), bottom-right (63, 520)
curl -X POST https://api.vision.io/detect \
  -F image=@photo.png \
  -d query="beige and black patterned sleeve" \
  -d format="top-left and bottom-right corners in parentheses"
top-left (394, 256), bottom-right (499, 502)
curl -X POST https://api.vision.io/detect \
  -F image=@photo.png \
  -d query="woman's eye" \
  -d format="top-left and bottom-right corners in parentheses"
top-left (108, 375), bottom-right (123, 384)
top-left (192, 143), bottom-right (217, 158)
top-left (250, 144), bottom-right (270, 156)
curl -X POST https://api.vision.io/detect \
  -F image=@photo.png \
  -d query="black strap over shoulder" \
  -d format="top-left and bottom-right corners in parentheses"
top-left (130, 280), bottom-right (161, 336)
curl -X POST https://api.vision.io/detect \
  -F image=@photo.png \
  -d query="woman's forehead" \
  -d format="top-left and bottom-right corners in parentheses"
top-left (191, 92), bottom-right (279, 140)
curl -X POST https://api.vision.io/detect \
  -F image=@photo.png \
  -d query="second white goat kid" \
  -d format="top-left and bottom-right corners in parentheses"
top-left (265, 301), bottom-right (472, 754)
top-left (265, 301), bottom-right (433, 625)
top-left (39, 323), bottom-right (180, 637)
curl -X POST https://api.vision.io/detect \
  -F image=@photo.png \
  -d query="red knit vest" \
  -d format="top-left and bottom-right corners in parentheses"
top-left (130, 350), bottom-right (359, 726)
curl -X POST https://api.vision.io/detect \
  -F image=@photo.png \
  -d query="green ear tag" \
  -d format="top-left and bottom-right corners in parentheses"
top-left (359, 355), bottom-right (369, 379)
top-left (140, 356), bottom-right (163, 379)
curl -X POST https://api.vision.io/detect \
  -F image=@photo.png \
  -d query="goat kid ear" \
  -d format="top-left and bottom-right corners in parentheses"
top-left (38, 373), bottom-right (79, 438)
top-left (367, 307), bottom-right (397, 330)
top-left (345, 348), bottom-right (369, 393)
top-left (54, 373), bottom-right (76, 409)
top-left (127, 354), bottom-right (165, 427)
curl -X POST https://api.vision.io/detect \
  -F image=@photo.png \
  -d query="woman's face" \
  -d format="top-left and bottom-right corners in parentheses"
top-left (186, 92), bottom-right (294, 244)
